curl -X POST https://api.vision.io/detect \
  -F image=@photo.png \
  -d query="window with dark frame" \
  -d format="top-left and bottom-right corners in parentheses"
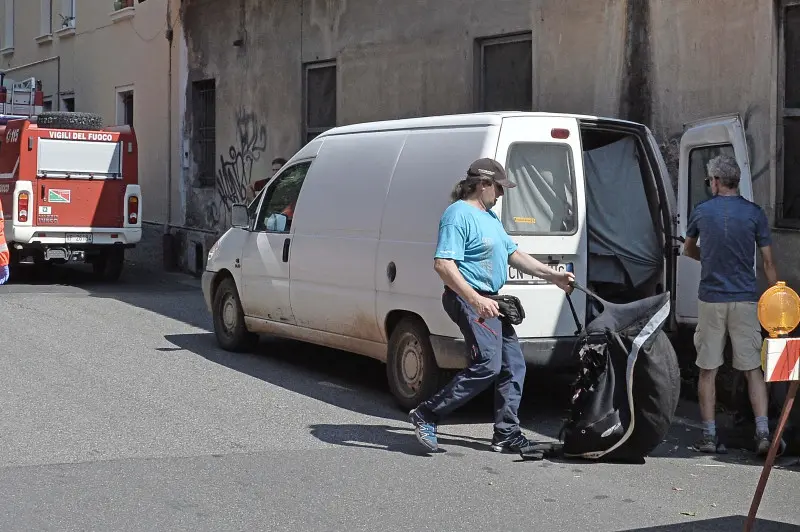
top-left (192, 78), bottom-right (216, 187)
top-left (303, 61), bottom-right (336, 145)
top-left (782, 4), bottom-right (800, 224)
top-left (118, 90), bottom-right (134, 127)
top-left (476, 33), bottom-right (533, 112)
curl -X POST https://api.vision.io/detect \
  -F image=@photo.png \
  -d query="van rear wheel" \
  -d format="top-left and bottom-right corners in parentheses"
top-left (212, 277), bottom-right (258, 352)
top-left (387, 317), bottom-right (443, 411)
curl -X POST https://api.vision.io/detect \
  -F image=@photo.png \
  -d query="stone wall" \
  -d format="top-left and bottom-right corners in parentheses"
top-left (178, 0), bottom-right (800, 291)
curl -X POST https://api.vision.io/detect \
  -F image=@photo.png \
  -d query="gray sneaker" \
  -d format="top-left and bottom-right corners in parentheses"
top-left (755, 431), bottom-right (787, 457)
top-left (692, 433), bottom-right (718, 453)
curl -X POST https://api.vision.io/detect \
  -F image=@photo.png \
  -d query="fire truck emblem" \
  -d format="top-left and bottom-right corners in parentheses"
top-left (48, 189), bottom-right (71, 203)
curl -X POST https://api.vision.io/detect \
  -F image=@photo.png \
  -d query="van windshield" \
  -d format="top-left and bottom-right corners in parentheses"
top-left (501, 143), bottom-right (577, 235)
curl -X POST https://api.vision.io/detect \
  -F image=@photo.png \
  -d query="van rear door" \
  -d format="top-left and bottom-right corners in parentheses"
top-left (494, 116), bottom-right (587, 338)
top-left (675, 114), bottom-right (753, 324)
top-left (34, 135), bottom-right (125, 229)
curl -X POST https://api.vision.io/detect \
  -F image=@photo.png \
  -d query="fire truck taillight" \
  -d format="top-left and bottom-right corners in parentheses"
top-left (127, 195), bottom-right (139, 224)
top-left (17, 192), bottom-right (29, 223)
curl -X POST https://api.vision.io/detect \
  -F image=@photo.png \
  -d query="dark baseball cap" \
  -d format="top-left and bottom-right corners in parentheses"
top-left (467, 158), bottom-right (516, 188)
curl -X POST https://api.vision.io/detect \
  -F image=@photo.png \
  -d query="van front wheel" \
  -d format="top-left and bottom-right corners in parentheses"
top-left (387, 318), bottom-right (443, 411)
top-left (212, 277), bottom-right (258, 352)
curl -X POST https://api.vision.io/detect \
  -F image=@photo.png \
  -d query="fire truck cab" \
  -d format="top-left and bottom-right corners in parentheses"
top-left (0, 74), bottom-right (141, 281)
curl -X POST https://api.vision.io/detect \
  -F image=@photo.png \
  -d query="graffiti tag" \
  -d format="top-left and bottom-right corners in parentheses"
top-left (208, 110), bottom-right (267, 227)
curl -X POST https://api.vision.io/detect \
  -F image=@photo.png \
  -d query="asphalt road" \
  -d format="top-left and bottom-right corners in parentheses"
top-left (1, 263), bottom-right (799, 532)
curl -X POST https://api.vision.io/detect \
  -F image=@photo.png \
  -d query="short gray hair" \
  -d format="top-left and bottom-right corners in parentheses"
top-left (707, 154), bottom-right (741, 189)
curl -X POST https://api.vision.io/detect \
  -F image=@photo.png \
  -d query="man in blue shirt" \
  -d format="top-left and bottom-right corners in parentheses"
top-left (408, 158), bottom-right (574, 453)
top-left (683, 154), bottom-right (780, 456)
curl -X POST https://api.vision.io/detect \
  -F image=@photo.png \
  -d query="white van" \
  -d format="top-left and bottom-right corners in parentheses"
top-left (201, 111), bottom-right (754, 409)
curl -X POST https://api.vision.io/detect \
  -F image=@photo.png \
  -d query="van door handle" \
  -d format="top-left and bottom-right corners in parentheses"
top-left (282, 238), bottom-right (291, 263)
top-left (41, 185), bottom-right (45, 201)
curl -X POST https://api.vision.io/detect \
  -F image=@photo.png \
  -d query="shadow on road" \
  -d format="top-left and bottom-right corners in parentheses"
top-left (3, 263), bottom-right (210, 330)
top-left (163, 330), bottom-right (579, 454)
top-left (616, 515), bottom-right (800, 531)
top-left (162, 330), bottom-right (800, 468)
top-left (9, 263), bottom-right (797, 466)
top-left (308, 423), bottom-right (495, 457)
top-left (3, 262), bottom-right (175, 293)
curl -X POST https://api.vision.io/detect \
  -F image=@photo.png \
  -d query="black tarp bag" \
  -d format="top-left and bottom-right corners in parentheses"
top-left (522, 282), bottom-right (681, 463)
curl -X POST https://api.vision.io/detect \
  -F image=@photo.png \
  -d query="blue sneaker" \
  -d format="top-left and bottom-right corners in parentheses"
top-left (409, 408), bottom-right (438, 452)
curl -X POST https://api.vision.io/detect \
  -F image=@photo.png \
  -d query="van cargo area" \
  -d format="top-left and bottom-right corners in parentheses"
top-left (579, 124), bottom-right (667, 313)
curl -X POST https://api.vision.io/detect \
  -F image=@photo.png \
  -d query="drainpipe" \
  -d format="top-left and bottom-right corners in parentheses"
top-left (165, 2), bottom-right (174, 235)
top-left (2, 56), bottom-right (61, 110)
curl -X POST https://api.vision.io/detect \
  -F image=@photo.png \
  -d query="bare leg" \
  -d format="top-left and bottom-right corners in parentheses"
top-left (744, 368), bottom-right (769, 418)
top-left (698, 368), bottom-right (718, 422)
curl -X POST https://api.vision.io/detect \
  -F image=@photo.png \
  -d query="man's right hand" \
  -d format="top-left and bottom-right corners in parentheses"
top-left (471, 295), bottom-right (500, 319)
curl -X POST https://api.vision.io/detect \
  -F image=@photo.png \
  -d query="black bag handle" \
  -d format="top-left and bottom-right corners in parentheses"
top-left (565, 281), bottom-right (606, 335)
top-left (568, 280), bottom-right (604, 302)
top-left (566, 291), bottom-right (582, 335)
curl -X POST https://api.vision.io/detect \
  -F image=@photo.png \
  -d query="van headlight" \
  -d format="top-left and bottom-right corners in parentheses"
top-left (207, 240), bottom-right (221, 262)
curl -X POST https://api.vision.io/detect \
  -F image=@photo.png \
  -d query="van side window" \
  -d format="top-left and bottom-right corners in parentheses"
top-left (502, 142), bottom-right (577, 234)
top-left (254, 162), bottom-right (311, 233)
top-left (688, 144), bottom-right (734, 216)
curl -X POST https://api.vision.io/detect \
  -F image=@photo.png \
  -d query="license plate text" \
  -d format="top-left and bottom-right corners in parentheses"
top-left (66, 233), bottom-right (93, 244)
top-left (507, 261), bottom-right (573, 285)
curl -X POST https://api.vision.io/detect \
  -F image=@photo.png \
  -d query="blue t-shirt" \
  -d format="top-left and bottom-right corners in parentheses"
top-left (434, 200), bottom-right (519, 294)
top-left (686, 195), bottom-right (772, 303)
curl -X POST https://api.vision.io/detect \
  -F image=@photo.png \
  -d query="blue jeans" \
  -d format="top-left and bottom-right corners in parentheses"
top-left (418, 287), bottom-right (527, 437)
top-left (0, 265), bottom-right (8, 285)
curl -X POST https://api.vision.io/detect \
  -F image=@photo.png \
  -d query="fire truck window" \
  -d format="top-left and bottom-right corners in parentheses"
top-left (254, 162), bottom-right (311, 233)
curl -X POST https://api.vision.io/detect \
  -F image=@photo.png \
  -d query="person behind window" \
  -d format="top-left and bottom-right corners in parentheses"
top-left (683, 154), bottom-right (783, 457)
top-left (407, 158), bottom-right (574, 454)
top-left (246, 157), bottom-right (287, 202)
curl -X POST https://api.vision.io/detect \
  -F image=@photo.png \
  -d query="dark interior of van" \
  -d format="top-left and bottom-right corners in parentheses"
top-left (579, 126), bottom-right (666, 318)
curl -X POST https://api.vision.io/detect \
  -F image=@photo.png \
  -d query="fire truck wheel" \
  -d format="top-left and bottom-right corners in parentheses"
top-left (8, 247), bottom-right (20, 267)
top-left (91, 248), bottom-right (125, 282)
top-left (36, 111), bottom-right (104, 131)
top-left (212, 276), bottom-right (258, 352)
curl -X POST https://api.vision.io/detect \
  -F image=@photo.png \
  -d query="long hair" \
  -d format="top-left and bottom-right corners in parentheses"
top-left (450, 176), bottom-right (486, 202)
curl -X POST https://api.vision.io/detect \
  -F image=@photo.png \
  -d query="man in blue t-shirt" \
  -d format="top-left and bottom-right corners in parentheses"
top-left (683, 154), bottom-right (781, 456)
top-left (408, 158), bottom-right (574, 453)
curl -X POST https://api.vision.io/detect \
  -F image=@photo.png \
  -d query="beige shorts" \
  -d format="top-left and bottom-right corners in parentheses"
top-left (694, 301), bottom-right (763, 371)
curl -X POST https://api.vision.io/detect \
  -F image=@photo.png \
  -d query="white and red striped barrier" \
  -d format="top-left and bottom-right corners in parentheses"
top-left (761, 337), bottom-right (800, 382)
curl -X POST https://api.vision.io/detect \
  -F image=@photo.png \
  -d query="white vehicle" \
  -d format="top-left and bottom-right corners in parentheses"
top-left (202, 111), bottom-right (753, 409)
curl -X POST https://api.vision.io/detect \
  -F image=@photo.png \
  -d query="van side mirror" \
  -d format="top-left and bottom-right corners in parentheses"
top-left (231, 204), bottom-right (250, 229)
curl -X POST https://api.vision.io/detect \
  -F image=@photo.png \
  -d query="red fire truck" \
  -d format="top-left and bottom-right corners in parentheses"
top-left (0, 74), bottom-right (141, 281)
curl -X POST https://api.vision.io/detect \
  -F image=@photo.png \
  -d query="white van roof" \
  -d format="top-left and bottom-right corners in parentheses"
top-left (317, 111), bottom-right (644, 137)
